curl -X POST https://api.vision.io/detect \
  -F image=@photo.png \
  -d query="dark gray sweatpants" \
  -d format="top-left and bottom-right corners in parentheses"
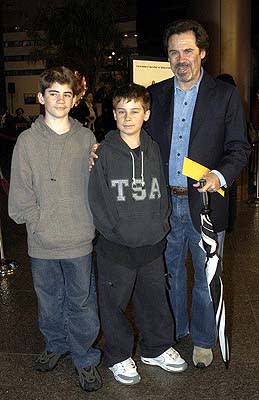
top-left (96, 254), bottom-right (176, 367)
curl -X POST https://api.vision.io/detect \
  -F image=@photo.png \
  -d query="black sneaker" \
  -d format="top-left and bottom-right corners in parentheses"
top-left (76, 366), bottom-right (102, 392)
top-left (33, 350), bottom-right (64, 372)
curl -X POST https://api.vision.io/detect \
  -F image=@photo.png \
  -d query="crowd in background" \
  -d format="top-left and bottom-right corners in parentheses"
top-left (0, 79), bottom-right (123, 143)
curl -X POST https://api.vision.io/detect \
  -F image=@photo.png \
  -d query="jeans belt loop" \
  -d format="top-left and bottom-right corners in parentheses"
top-left (170, 186), bottom-right (188, 196)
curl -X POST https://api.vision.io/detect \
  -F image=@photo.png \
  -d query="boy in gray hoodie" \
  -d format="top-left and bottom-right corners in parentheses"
top-left (8, 66), bottom-right (102, 392)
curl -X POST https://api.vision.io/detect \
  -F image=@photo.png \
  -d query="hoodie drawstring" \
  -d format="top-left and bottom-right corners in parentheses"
top-left (141, 151), bottom-right (144, 186)
top-left (130, 152), bottom-right (136, 185)
top-left (130, 151), bottom-right (144, 187)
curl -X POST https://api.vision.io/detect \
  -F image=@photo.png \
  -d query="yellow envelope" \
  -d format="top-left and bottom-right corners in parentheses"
top-left (182, 157), bottom-right (225, 197)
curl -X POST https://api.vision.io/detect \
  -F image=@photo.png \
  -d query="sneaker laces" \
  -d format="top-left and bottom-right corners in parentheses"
top-left (37, 351), bottom-right (56, 363)
top-left (121, 358), bottom-right (136, 371)
top-left (78, 366), bottom-right (98, 384)
top-left (165, 347), bottom-right (180, 360)
top-left (77, 366), bottom-right (102, 391)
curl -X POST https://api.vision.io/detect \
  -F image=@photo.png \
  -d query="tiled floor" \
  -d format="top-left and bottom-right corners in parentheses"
top-left (0, 190), bottom-right (258, 400)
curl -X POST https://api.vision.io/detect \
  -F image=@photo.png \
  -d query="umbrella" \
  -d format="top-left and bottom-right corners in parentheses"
top-left (199, 178), bottom-right (230, 368)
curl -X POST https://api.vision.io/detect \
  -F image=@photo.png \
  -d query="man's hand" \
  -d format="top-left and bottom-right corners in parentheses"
top-left (88, 143), bottom-right (100, 171)
top-left (193, 172), bottom-right (221, 192)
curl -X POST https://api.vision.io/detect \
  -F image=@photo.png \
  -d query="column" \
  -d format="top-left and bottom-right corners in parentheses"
top-left (189, 0), bottom-right (251, 200)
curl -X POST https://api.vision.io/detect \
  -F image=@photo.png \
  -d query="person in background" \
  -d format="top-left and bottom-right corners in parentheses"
top-left (0, 107), bottom-right (15, 132)
top-left (14, 107), bottom-right (31, 135)
top-left (100, 82), bottom-right (117, 134)
top-left (88, 83), bottom-right (187, 385)
top-left (216, 73), bottom-right (236, 87)
top-left (8, 66), bottom-right (102, 393)
top-left (14, 107), bottom-right (31, 124)
top-left (85, 91), bottom-right (97, 132)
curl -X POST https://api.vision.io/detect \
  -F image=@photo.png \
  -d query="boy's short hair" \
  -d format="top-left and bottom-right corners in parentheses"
top-left (39, 66), bottom-right (81, 96)
top-left (112, 84), bottom-right (151, 112)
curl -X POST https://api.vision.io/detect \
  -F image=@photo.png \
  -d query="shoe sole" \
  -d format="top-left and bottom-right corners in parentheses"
top-left (78, 381), bottom-right (103, 392)
top-left (113, 375), bottom-right (141, 385)
top-left (33, 352), bottom-right (69, 372)
top-left (194, 362), bottom-right (206, 368)
top-left (34, 360), bottom-right (61, 372)
top-left (193, 360), bottom-right (213, 368)
top-left (109, 370), bottom-right (141, 385)
top-left (141, 358), bottom-right (188, 373)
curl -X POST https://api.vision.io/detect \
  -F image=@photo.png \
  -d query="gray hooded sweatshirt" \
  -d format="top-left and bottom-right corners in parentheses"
top-left (8, 115), bottom-right (96, 259)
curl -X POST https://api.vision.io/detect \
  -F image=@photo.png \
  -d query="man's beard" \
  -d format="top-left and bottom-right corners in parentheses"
top-left (174, 62), bottom-right (193, 82)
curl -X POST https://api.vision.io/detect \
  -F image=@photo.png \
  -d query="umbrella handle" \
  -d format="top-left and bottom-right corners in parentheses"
top-left (199, 178), bottom-right (210, 212)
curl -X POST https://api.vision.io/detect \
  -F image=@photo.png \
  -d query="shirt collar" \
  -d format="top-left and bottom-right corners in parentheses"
top-left (174, 67), bottom-right (204, 94)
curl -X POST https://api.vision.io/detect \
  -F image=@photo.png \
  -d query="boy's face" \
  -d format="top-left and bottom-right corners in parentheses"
top-left (38, 82), bottom-right (76, 120)
top-left (113, 99), bottom-right (150, 138)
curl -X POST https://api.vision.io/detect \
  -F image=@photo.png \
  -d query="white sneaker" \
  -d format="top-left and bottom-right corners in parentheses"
top-left (109, 357), bottom-right (141, 385)
top-left (141, 347), bottom-right (188, 372)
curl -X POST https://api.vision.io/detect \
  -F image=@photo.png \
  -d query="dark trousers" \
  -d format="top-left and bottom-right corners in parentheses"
top-left (96, 254), bottom-right (175, 367)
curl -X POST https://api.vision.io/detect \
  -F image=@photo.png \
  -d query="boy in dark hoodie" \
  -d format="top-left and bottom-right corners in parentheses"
top-left (8, 66), bottom-right (102, 392)
top-left (88, 84), bottom-right (187, 385)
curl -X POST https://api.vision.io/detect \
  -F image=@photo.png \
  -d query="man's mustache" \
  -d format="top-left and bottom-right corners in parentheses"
top-left (175, 62), bottom-right (190, 68)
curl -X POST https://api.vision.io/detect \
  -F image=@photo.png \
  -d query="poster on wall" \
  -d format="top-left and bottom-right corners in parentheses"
top-left (130, 56), bottom-right (174, 87)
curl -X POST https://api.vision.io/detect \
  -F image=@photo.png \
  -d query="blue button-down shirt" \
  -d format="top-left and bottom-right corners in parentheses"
top-left (169, 68), bottom-right (226, 188)
top-left (169, 69), bottom-right (204, 187)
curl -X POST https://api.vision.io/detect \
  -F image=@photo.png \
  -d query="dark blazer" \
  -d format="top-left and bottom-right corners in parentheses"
top-left (145, 71), bottom-right (251, 232)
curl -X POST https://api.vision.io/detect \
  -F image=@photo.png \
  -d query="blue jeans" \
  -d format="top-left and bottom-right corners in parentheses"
top-left (31, 254), bottom-right (101, 368)
top-left (165, 194), bottom-right (225, 348)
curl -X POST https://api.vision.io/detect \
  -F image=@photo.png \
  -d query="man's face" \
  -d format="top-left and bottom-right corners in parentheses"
top-left (167, 30), bottom-right (206, 90)
top-left (38, 82), bottom-right (76, 119)
top-left (113, 99), bottom-right (150, 139)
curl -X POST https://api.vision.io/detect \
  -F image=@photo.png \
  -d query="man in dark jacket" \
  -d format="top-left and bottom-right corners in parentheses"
top-left (145, 19), bottom-right (250, 368)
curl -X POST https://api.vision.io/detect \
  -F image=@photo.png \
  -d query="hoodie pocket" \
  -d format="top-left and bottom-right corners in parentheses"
top-left (113, 213), bottom-right (167, 247)
top-left (33, 197), bottom-right (94, 250)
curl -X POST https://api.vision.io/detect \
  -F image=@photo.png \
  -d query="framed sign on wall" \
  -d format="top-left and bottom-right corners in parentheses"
top-left (130, 56), bottom-right (173, 87)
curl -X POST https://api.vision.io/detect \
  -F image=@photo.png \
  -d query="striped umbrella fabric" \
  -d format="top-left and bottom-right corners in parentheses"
top-left (199, 179), bottom-right (230, 368)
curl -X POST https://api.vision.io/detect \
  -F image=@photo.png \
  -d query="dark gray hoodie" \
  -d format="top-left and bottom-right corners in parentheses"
top-left (89, 129), bottom-right (170, 248)
top-left (8, 115), bottom-right (96, 259)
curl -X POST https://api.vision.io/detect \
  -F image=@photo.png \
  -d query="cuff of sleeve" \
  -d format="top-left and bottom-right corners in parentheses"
top-left (210, 170), bottom-right (227, 188)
